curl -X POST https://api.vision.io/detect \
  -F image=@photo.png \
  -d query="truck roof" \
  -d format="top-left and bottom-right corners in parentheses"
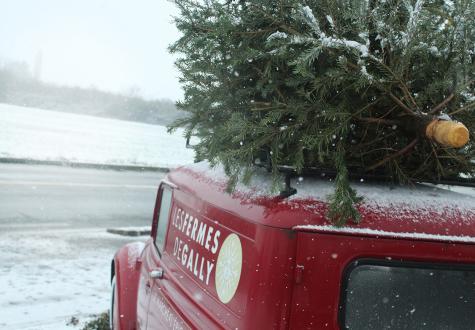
top-left (167, 162), bottom-right (475, 244)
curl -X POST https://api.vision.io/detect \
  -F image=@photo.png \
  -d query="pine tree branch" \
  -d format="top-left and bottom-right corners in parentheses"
top-left (400, 85), bottom-right (418, 109)
top-left (352, 132), bottom-right (397, 151)
top-left (430, 142), bottom-right (445, 177)
top-left (360, 147), bottom-right (397, 157)
top-left (379, 105), bottom-right (399, 119)
top-left (429, 93), bottom-right (455, 115)
top-left (250, 105), bottom-right (285, 111)
top-left (366, 54), bottom-right (417, 107)
top-left (249, 4), bottom-right (301, 35)
top-left (367, 138), bottom-right (419, 171)
top-left (358, 117), bottom-right (399, 125)
top-left (275, 86), bottom-right (286, 102)
top-left (348, 97), bottom-right (385, 119)
top-left (448, 101), bottom-right (475, 116)
top-left (388, 92), bottom-right (417, 116)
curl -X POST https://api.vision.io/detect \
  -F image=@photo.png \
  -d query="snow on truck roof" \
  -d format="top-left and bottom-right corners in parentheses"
top-left (167, 162), bottom-right (475, 244)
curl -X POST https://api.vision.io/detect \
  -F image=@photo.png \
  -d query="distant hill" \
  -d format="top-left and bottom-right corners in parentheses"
top-left (0, 63), bottom-right (185, 126)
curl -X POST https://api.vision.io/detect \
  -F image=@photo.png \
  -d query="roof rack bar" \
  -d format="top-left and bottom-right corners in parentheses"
top-left (280, 172), bottom-right (297, 198)
top-left (257, 164), bottom-right (475, 189)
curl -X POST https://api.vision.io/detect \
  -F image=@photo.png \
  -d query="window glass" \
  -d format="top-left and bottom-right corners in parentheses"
top-left (342, 262), bottom-right (475, 329)
top-left (155, 187), bottom-right (172, 252)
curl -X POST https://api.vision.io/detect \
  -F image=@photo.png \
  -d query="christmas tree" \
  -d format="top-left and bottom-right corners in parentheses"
top-left (169, 0), bottom-right (475, 225)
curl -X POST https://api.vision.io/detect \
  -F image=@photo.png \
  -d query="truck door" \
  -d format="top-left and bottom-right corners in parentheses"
top-left (136, 184), bottom-right (174, 329)
top-left (143, 184), bottom-right (190, 329)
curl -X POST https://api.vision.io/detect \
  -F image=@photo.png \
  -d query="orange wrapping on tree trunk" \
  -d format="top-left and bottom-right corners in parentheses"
top-left (426, 120), bottom-right (470, 148)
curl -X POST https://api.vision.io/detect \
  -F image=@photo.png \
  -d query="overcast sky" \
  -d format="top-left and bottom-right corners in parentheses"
top-left (0, 0), bottom-right (183, 100)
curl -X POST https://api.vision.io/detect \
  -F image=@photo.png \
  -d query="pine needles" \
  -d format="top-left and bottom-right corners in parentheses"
top-left (169, 0), bottom-right (475, 225)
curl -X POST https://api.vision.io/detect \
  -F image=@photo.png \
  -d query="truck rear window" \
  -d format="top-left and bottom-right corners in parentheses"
top-left (341, 260), bottom-right (475, 329)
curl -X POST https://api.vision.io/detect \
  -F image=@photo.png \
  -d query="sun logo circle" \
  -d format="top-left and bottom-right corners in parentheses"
top-left (215, 233), bottom-right (243, 304)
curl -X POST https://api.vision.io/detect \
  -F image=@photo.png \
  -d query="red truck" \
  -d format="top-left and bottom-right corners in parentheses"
top-left (110, 162), bottom-right (475, 329)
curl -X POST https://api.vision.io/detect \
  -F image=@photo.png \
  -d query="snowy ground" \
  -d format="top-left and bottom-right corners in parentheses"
top-left (0, 228), bottom-right (147, 330)
top-left (0, 163), bottom-right (165, 329)
top-left (0, 103), bottom-right (195, 168)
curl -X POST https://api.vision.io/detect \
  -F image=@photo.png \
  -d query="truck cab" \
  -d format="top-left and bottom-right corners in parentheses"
top-left (111, 162), bottom-right (475, 329)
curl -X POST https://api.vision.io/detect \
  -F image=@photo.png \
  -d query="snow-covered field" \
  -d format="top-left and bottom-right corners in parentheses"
top-left (0, 103), bottom-right (195, 168)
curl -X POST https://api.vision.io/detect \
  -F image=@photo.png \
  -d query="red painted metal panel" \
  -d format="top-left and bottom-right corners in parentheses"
top-left (114, 242), bottom-right (146, 330)
top-left (290, 232), bottom-right (475, 329)
top-left (144, 185), bottom-right (298, 329)
top-left (136, 241), bottom-right (156, 330)
top-left (166, 166), bottom-right (475, 241)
